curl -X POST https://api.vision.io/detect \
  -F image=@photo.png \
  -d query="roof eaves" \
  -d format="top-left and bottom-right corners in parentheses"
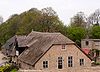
top-left (74, 43), bottom-right (92, 61)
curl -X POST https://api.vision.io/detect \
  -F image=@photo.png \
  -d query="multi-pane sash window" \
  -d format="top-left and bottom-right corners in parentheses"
top-left (43, 61), bottom-right (48, 68)
top-left (58, 57), bottom-right (63, 69)
top-left (68, 56), bottom-right (73, 67)
top-left (80, 59), bottom-right (84, 66)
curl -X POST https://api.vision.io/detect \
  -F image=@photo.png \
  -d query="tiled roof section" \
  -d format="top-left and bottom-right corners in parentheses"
top-left (82, 48), bottom-right (90, 55)
top-left (18, 31), bottom-right (75, 65)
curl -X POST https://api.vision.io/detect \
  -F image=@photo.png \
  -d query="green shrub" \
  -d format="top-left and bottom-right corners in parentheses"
top-left (10, 68), bottom-right (17, 72)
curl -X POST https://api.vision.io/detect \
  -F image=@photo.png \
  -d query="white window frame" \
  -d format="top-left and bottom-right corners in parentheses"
top-left (58, 57), bottom-right (63, 69)
top-left (68, 56), bottom-right (73, 67)
top-left (80, 59), bottom-right (84, 66)
top-left (43, 61), bottom-right (48, 68)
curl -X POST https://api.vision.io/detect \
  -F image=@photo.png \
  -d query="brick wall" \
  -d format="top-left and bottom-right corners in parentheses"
top-left (35, 44), bottom-right (91, 70)
top-left (18, 44), bottom-right (91, 70)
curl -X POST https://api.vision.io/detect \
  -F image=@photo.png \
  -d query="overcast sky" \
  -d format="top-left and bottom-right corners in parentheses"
top-left (0, 0), bottom-right (100, 24)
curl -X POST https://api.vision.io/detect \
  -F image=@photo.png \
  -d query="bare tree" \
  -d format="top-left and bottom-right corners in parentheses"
top-left (41, 7), bottom-right (57, 16)
top-left (70, 12), bottom-right (87, 28)
top-left (87, 9), bottom-right (100, 26)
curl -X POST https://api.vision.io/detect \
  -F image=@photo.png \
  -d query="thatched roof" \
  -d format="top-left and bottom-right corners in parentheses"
top-left (2, 35), bottom-right (26, 56)
top-left (2, 31), bottom-right (92, 65)
top-left (2, 35), bottom-right (26, 49)
top-left (18, 31), bottom-right (75, 65)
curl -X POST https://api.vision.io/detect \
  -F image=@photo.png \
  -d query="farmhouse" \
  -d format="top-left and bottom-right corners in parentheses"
top-left (2, 31), bottom-right (92, 71)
